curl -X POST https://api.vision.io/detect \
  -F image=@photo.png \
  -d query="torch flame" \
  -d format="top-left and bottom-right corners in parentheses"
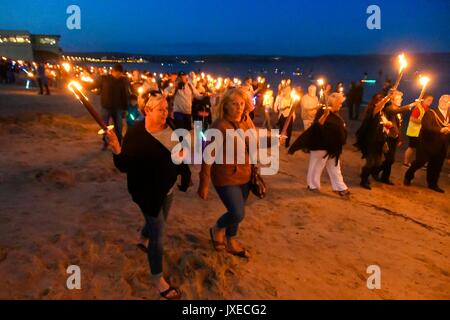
top-left (317, 78), bottom-right (324, 87)
top-left (263, 90), bottom-right (273, 106)
top-left (290, 89), bottom-right (300, 102)
top-left (419, 75), bottom-right (430, 87)
top-left (62, 62), bottom-right (71, 72)
top-left (23, 69), bottom-right (34, 78)
top-left (398, 53), bottom-right (407, 73)
top-left (68, 81), bottom-right (88, 101)
top-left (80, 74), bottom-right (94, 83)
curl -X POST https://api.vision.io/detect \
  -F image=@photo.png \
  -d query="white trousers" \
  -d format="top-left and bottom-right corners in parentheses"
top-left (307, 150), bottom-right (348, 191)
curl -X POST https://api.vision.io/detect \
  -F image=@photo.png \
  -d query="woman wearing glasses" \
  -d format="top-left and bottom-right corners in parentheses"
top-left (106, 91), bottom-right (191, 300)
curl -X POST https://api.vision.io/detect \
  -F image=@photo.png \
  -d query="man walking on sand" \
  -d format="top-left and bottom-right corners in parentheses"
top-left (88, 64), bottom-right (130, 149)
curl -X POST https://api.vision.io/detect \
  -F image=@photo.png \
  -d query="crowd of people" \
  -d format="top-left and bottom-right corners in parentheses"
top-left (0, 57), bottom-right (62, 94)
top-left (95, 63), bottom-right (447, 299)
top-left (2, 57), bottom-right (448, 299)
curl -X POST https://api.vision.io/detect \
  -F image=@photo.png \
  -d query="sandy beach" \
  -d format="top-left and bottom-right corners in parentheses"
top-left (0, 83), bottom-right (449, 300)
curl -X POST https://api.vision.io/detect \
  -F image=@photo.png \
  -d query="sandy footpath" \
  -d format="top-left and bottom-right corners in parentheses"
top-left (0, 84), bottom-right (449, 299)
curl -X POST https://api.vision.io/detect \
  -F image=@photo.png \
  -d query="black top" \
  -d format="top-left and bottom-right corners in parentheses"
top-left (89, 75), bottom-right (130, 110)
top-left (354, 109), bottom-right (386, 158)
top-left (384, 103), bottom-right (410, 139)
top-left (288, 108), bottom-right (347, 164)
top-left (418, 108), bottom-right (450, 156)
top-left (113, 120), bottom-right (191, 217)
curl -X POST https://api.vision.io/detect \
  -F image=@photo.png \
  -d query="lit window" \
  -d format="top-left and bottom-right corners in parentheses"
top-left (39, 38), bottom-right (56, 45)
top-left (0, 35), bottom-right (31, 43)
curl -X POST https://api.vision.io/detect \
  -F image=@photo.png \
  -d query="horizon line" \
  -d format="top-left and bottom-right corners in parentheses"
top-left (61, 50), bottom-right (450, 59)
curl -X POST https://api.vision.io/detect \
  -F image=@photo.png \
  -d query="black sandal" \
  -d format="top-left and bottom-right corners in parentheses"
top-left (160, 286), bottom-right (182, 300)
top-left (209, 228), bottom-right (225, 251)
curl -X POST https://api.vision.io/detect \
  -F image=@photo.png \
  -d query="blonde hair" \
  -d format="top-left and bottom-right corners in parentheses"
top-left (143, 94), bottom-right (167, 116)
top-left (216, 87), bottom-right (254, 120)
top-left (328, 92), bottom-right (346, 107)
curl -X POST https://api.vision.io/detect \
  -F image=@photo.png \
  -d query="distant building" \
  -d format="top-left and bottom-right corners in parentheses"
top-left (0, 30), bottom-right (61, 62)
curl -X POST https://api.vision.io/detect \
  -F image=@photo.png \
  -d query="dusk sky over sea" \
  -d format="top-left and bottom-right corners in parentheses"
top-left (1, 0), bottom-right (449, 56)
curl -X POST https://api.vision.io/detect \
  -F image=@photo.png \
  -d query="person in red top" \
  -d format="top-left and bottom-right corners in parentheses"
top-left (403, 94), bottom-right (434, 166)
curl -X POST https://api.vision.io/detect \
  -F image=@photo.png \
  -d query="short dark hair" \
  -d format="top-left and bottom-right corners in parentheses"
top-left (423, 93), bottom-right (434, 100)
top-left (112, 64), bottom-right (123, 73)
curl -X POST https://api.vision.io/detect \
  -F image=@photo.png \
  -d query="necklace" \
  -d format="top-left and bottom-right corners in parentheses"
top-left (431, 110), bottom-right (449, 127)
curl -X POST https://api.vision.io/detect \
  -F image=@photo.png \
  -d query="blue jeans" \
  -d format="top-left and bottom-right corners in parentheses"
top-left (215, 183), bottom-right (251, 238)
top-left (141, 193), bottom-right (173, 276)
top-left (101, 108), bottom-right (124, 144)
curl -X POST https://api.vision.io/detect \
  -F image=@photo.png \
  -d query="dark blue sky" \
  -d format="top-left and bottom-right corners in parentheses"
top-left (1, 0), bottom-right (449, 56)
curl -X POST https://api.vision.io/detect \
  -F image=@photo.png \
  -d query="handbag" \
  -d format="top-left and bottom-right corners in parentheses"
top-left (250, 164), bottom-right (267, 199)
top-left (226, 119), bottom-right (267, 199)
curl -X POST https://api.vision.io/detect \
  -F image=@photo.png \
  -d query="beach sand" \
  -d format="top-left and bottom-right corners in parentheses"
top-left (0, 84), bottom-right (449, 300)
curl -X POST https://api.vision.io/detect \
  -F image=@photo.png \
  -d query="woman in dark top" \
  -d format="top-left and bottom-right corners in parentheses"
top-left (373, 90), bottom-right (414, 184)
top-left (405, 95), bottom-right (450, 193)
top-left (289, 93), bottom-right (350, 197)
top-left (106, 92), bottom-right (191, 300)
top-left (355, 93), bottom-right (391, 189)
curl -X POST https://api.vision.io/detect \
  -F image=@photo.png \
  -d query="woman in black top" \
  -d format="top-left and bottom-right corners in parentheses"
top-left (106, 92), bottom-right (191, 300)
top-left (373, 90), bottom-right (414, 184)
top-left (355, 93), bottom-right (391, 189)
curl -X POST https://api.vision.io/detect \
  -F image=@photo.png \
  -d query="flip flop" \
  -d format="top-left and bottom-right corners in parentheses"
top-left (160, 286), bottom-right (182, 300)
top-left (227, 248), bottom-right (250, 259)
top-left (209, 228), bottom-right (225, 251)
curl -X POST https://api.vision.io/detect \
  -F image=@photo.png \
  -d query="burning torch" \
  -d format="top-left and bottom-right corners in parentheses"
top-left (68, 81), bottom-right (113, 135)
top-left (392, 53), bottom-right (408, 91)
top-left (417, 75), bottom-right (430, 102)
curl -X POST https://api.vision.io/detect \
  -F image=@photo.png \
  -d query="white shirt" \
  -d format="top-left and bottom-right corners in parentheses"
top-left (173, 82), bottom-right (202, 115)
top-left (301, 94), bottom-right (319, 122)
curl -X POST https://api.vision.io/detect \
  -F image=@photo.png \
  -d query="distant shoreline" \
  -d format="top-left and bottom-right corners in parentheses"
top-left (62, 51), bottom-right (450, 64)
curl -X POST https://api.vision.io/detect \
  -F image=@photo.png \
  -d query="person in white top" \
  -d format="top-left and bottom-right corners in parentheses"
top-left (172, 71), bottom-right (204, 130)
top-left (275, 86), bottom-right (295, 147)
top-left (300, 85), bottom-right (319, 130)
top-left (262, 89), bottom-right (274, 129)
